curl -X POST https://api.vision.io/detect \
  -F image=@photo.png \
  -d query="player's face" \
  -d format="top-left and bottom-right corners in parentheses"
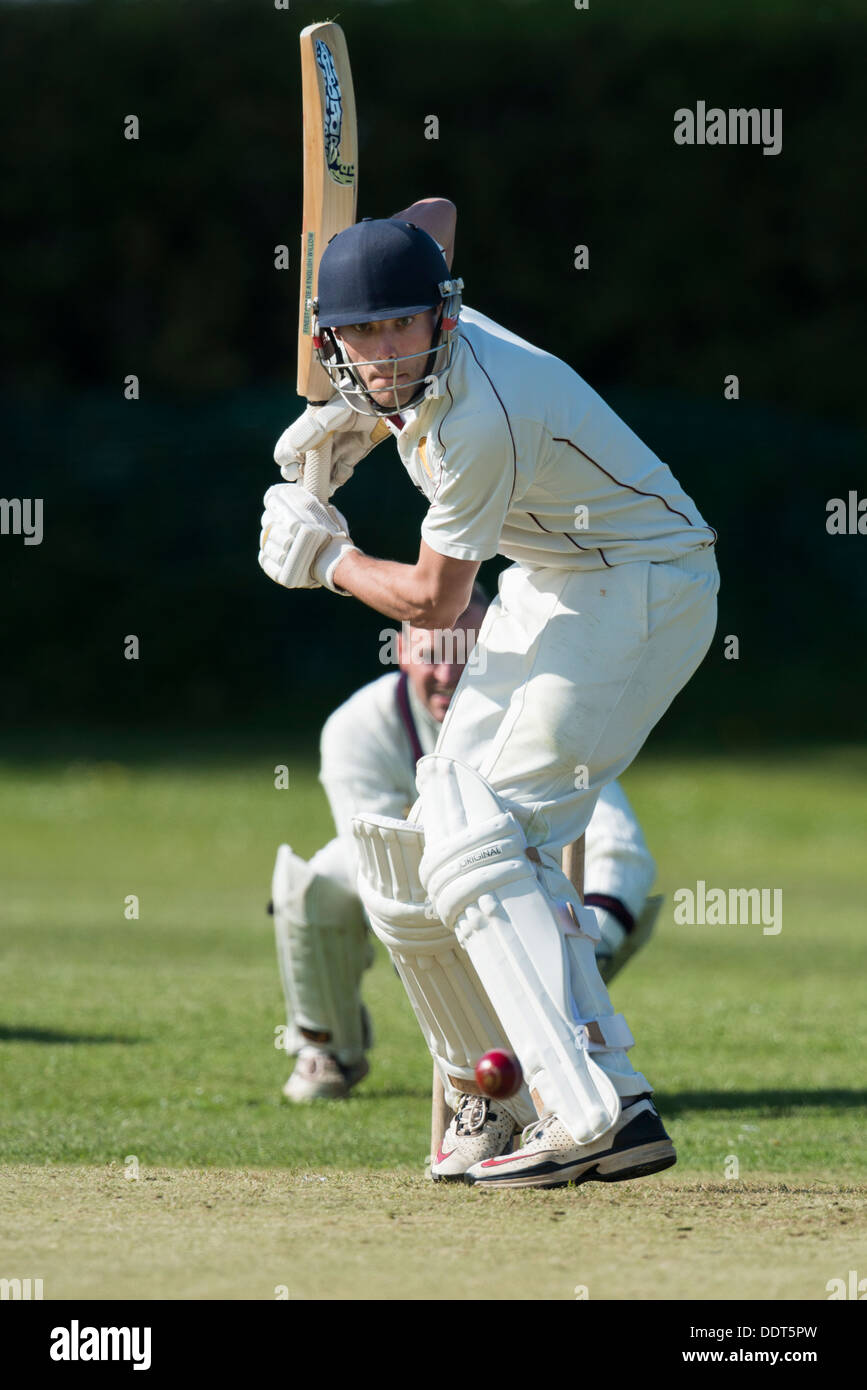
top-left (336, 310), bottom-right (439, 409)
top-left (399, 606), bottom-right (485, 722)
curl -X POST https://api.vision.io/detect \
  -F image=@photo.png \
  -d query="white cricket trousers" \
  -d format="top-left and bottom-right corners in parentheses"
top-left (435, 547), bottom-right (720, 857)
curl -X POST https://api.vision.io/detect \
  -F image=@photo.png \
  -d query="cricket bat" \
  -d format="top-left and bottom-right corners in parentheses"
top-left (297, 21), bottom-right (358, 502)
top-left (562, 833), bottom-right (585, 904)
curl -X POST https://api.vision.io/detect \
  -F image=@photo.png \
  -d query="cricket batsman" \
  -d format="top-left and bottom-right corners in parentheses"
top-left (259, 198), bottom-right (719, 1188)
top-left (272, 583), bottom-right (662, 1109)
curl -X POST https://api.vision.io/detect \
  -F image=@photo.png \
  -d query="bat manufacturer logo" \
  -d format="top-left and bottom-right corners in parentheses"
top-left (315, 40), bottom-right (355, 186)
top-left (302, 231), bottom-right (316, 336)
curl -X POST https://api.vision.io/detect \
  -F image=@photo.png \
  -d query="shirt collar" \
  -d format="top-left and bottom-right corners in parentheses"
top-left (405, 676), bottom-right (442, 756)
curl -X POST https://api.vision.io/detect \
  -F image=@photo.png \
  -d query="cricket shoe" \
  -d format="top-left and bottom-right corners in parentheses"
top-left (463, 1093), bottom-right (676, 1190)
top-left (283, 1046), bottom-right (369, 1102)
top-left (431, 1093), bottom-right (519, 1182)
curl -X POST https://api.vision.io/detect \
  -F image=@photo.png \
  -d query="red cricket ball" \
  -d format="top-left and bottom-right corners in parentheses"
top-left (475, 1048), bottom-right (523, 1100)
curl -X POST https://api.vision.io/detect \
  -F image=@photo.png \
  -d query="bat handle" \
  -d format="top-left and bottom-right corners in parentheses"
top-left (304, 436), bottom-right (332, 502)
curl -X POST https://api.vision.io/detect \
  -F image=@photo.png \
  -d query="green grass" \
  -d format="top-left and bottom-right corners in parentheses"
top-left (1, 746), bottom-right (865, 1172)
top-left (2, 1167), bottom-right (864, 1302)
top-left (1, 745), bottom-right (865, 1297)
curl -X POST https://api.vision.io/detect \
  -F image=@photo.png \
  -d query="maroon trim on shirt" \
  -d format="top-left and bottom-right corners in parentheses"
top-left (527, 511), bottom-right (613, 569)
top-left (552, 435), bottom-right (707, 531)
top-left (432, 376), bottom-right (456, 504)
top-left (455, 334), bottom-right (518, 506)
top-left (388, 413), bottom-right (405, 430)
top-left (396, 672), bottom-right (425, 767)
top-left (435, 376), bottom-right (455, 456)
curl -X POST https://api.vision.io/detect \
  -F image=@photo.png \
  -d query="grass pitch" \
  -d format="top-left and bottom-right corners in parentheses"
top-left (1, 744), bottom-right (865, 1299)
top-left (3, 1168), bottom-right (864, 1302)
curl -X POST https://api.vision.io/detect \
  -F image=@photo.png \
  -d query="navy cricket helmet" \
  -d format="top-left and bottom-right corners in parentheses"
top-left (311, 218), bottom-right (464, 416)
top-left (316, 218), bottom-right (451, 327)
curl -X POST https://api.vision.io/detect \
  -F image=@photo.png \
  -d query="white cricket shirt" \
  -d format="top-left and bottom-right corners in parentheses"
top-left (389, 307), bottom-right (717, 570)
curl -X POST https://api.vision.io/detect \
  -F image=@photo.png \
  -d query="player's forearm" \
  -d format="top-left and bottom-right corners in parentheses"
top-left (392, 197), bottom-right (456, 268)
top-left (334, 549), bottom-right (463, 628)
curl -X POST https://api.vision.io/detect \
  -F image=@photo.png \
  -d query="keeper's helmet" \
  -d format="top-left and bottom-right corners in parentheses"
top-left (311, 218), bottom-right (464, 416)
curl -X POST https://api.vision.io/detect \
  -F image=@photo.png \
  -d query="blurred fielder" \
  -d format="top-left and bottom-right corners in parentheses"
top-left (259, 198), bottom-right (718, 1188)
top-left (273, 584), bottom-right (661, 1104)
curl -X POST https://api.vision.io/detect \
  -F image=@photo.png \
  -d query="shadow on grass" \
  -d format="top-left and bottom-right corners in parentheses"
top-left (657, 1088), bottom-right (867, 1115)
top-left (235, 1087), bottom-right (434, 1107)
top-left (0, 1025), bottom-right (145, 1045)
top-left (258, 1085), bottom-right (433, 1104)
top-left (268, 1085), bottom-right (867, 1111)
top-left (248, 1085), bottom-right (867, 1111)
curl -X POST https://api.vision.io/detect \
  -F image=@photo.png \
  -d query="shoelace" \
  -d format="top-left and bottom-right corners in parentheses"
top-left (520, 1113), bottom-right (556, 1146)
top-left (518, 1100), bottom-right (648, 1147)
top-left (455, 1095), bottom-right (492, 1135)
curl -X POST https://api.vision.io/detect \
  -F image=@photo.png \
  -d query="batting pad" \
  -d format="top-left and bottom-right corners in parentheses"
top-left (416, 754), bottom-right (650, 1145)
top-left (352, 812), bottom-right (536, 1125)
top-left (272, 844), bottom-right (372, 1063)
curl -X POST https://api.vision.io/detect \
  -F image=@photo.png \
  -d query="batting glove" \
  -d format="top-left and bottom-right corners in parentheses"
top-left (258, 484), bottom-right (358, 594)
top-left (274, 397), bottom-right (391, 496)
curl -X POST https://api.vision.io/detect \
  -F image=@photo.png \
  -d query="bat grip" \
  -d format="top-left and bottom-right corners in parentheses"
top-left (304, 436), bottom-right (332, 502)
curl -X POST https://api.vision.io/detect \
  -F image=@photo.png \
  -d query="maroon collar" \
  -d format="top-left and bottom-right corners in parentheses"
top-left (395, 672), bottom-right (424, 766)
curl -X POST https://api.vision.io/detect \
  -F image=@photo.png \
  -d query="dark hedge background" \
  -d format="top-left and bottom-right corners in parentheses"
top-left (1, 0), bottom-right (864, 746)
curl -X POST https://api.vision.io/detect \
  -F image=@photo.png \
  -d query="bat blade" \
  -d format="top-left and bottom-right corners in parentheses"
top-left (297, 22), bottom-right (357, 401)
top-left (297, 22), bottom-right (358, 499)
